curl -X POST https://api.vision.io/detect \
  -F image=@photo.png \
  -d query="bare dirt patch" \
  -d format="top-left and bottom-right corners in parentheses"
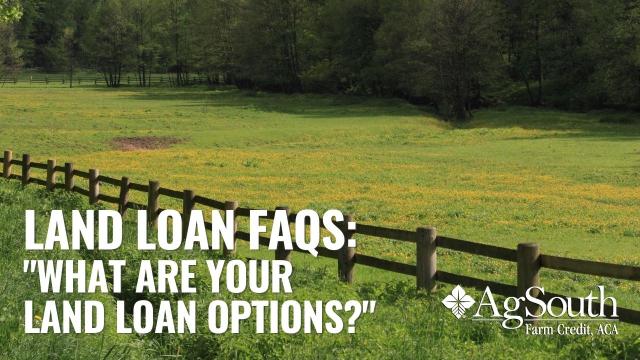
top-left (111, 136), bottom-right (183, 151)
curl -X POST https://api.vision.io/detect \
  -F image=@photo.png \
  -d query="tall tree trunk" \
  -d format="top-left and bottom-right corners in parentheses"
top-left (534, 14), bottom-right (543, 106)
top-left (522, 74), bottom-right (534, 106)
top-left (69, 63), bottom-right (73, 89)
top-left (453, 80), bottom-right (467, 121)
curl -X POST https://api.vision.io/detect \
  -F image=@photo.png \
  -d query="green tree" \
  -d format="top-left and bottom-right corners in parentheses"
top-left (0, 0), bottom-right (22, 23)
top-left (502, 0), bottom-right (549, 106)
top-left (157, 0), bottom-right (193, 86)
top-left (28, 0), bottom-right (72, 71)
top-left (62, 26), bottom-right (78, 87)
top-left (0, 0), bottom-right (22, 82)
top-left (302, 0), bottom-right (384, 93)
top-left (84, 0), bottom-right (135, 87)
top-left (593, 1), bottom-right (640, 107)
top-left (422, 0), bottom-right (503, 120)
top-left (0, 23), bottom-right (22, 82)
top-left (131, 0), bottom-right (160, 87)
top-left (233, 0), bottom-right (308, 92)
top-left (190, 0), bottom-right (237, 85)
top-left (373, 0), bottom-right (429, 99)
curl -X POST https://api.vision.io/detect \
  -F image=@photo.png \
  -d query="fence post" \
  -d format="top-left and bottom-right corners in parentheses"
top-left (274, 206), bottom-right (291, 262)
top-left (224, 200), bottom-right (238, 256)
top-left (118, 177), bottom-right (130, 215)
top-left (416, 227), bottom-right (437, 291)
top-left (21, 154), bottom-right (30, 186)
top-left (3, 150), bottom-right (12, 178)
top-left (517, 243), bottom-right (541, 319)
top-left (46, 159), bottom-right (56, 191)
top-left (183, 190), bottom-right (195, 239)
top-left (338, 214), bottom-right (356, 283)
top-left (64, 163), bottom-right (74, 191)
top-left (89, 169), bottom-right (99, 204)
top-left (148, 181), bottom-right (160, 226)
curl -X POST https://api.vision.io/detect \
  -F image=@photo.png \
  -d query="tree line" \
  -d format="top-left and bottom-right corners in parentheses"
top-left (1, 0), bottom-right (639, 120)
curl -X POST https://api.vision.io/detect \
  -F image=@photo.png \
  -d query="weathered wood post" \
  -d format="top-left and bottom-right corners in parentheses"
top-left (224, 200), bottom-right (238, 256)
top-left (21, 154), bottom-right (30, 186)
top-left (517, 243), bottom-right (541, 319)
top-left (64, 163), bottom-right (74, 191)
top-left (89, 169), bottom-right (99, 204)
top-left (338, 214), bottom-right (356, 283)
top-left (183, 190), bottom-right (195, 239)
top-left (46, 159), bottom-right (56, 191)
top-left (3, 150), bottom-right (12, 178)
top-left (274, 206), bottom-right (291, 262)
top-left (148, 181), bottom-right (160, 226)
top-left (118, 177), bottom-right (130, 215)
top-left (416, 227), bottom-right (437, 291)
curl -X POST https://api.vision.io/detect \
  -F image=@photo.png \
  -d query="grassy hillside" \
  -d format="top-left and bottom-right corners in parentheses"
top-left (0, 87), bottom-right (638, 280)
top-left (0, 180), bottom-right (638, 359)
top-left (0, 86), bottom-right (639, 357)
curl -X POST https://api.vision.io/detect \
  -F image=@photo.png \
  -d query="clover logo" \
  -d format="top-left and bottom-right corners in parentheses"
top-left (442, 285), bottom-right (475, 319)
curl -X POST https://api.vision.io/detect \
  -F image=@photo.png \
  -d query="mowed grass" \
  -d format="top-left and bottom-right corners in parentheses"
top-left (0, 86), bottom-right (639, 322)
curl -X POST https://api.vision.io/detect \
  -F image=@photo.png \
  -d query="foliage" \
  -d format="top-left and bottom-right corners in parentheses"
top-left (0, 0), bottom-right (21, 23)
top-left (83, 0), bottom-right (136, 87)
top-left (302, 0), bottom-right (384, 94)
top-left (0, 0), bottom-right (22, 79)
top-left (232, 0), bottom-right (309, 92)
top-left (129, 0), bottom-right (161, 87)
top-left (0, 22), bottom-right (22, 80)
top-left (420, 0), bottom-right (502, 120)
top-left (9, 0), bottom-right (640, 112)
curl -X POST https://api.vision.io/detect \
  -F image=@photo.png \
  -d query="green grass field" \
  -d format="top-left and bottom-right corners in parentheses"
top-left (0, 86), bottom-right (639, 358)
top-left (1, 181), bottom-right (638, 359)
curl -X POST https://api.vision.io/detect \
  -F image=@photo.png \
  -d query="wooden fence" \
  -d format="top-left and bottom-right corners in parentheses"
top-left (1, 74), bottom-right (206, 87)
top-left (2, 150), bottom-right (639, 325)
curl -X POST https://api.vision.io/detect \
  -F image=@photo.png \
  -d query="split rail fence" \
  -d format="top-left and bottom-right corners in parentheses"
top-left (1, 75), bottom-right (205, 87)
top-left (2, 150), bottom-right (639, 325)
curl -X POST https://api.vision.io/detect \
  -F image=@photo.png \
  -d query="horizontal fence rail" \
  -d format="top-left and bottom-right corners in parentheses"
top-left (1, 150), bottom-right (638, 326)
top-left (540, 254), bottom-right (640, 281)
top-left (437, 236), bottom-right (518, 261)
top-left (0, 74), bottom-right (209, 87)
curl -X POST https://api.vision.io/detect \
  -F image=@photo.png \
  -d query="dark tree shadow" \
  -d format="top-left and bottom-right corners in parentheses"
top-left (458, 106), bottom-right (640, 141)
top-left (89, 86), bottom-right (424, 119)
top-left (88, 87), bottom-right (640, 141)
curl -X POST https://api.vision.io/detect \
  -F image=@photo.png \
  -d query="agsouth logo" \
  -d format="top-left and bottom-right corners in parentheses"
top-left (442, 285), bottom-right (475, 319)
top-left (442, 285), bottom-right (619, 331)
